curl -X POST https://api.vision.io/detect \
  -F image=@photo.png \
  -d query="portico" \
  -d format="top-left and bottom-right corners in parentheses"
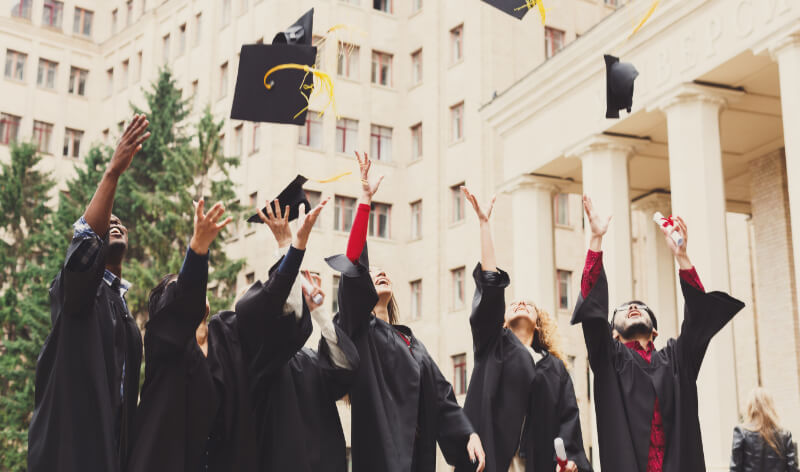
top-left (483, 0), bottom-right (800, 469)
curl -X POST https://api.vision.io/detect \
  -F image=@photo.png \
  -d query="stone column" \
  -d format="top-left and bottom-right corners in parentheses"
top-left (504, 175), bottom-right (558, 315)
top-left (658, 83), bottom-right (741, 471)
top-left (631, 193), bottom-right (679, 342)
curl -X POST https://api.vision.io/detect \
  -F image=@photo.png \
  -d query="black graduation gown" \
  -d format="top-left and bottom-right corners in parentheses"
top-left (334, 261), bottom-right (476, 472)
top-left (459, 264), bottom-right (591, 472)
top-left (28, 233), bottom-right (142, 472)
top-left (570, 267), bottom-right (745, 472)
top-left (127, 256), bottom-right (218, 472)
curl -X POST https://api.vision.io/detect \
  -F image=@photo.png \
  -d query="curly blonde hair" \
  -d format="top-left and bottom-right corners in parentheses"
top-left (508, 301), bottom-right (567, 366)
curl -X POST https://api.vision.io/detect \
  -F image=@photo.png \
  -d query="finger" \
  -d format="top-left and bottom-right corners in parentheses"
top-left (216, 216), bottom-right (233, 230)
top-left (272, 199), bottom-right (283, 220)
top-left (298, 203), bottom-right (307, 223)
top-left (467, 446), bottom-right (476, 464)
top-left (477, 454), bottom-right (486, 472)
top-left (373, 174), bottom-right (384, 191)
top-left (207, 202), bottom-right (225, 222)
top-left (311, 273), bottom-right (322, 287)
top-left (265, 199), bottom-right (276, 220)
top-left (122, 115), bottom-right (140, 138)
top-left (283, 205), bottom-right (291, 223)
top-left (132, 117), bottom-right (149, 137)
top-left (257, 207), bottom-right (269, 224)
top-left (354, 150), bottom-right (362, 166)
top-left (195, 198), bottom-right (205, 221)
top-left (135, 131), bottom-right (151, 146)
top-left (486, 195), bottom-right (497, 219)
top-left (312, 198), bottom-right (329, 215)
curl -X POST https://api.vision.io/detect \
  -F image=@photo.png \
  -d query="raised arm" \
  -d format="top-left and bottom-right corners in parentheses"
top-left (571, 195), bottom-right (614, 368)
top-left (461, 186), bottom-right (507, 355)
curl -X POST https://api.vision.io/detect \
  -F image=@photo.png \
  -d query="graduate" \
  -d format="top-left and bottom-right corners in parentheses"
top-left (327, 152), bottom-right (486, 472)
top-left (244, 195), bottom-right (360, 472)
top-left (127, 196), bottom-right (326, 472)
top-left (572, 195), bottom-right (745, 472)
top-left (27, 114), bottom-right (150, 472)
top-left (457, 186), bottom-right (591, 472)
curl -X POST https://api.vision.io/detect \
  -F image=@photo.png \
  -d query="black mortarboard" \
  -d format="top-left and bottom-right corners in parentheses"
top-left (247, 175), bottom-right (310, 223)
top-left (273, 8), bottom-right (314, 46)
top-left (325, 243), bottom-right (369, 278)
top-left (230, 43), bottom-right (316, 125)
top-left (481, 0), bottom-right (530, 19)
top-left (605, 54), bottom-right (639, 119)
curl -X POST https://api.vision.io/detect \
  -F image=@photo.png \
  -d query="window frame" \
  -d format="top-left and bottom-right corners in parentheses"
top-left (368, 202), bottom-right (392, 239)
top-left (411, 48), bottom-right (422, 85)
top-left (450, 24), bottom-right (463, 64)
top-left (410, 123), bottom-right (422, 161)
top-left (450, 183), bottom-right (464, 223)
top-left (33, 120), bottom-right (54, 154)
top-left (410, 199), bottom-right (422, 240)
top-left (42, 0), bottom-right (64, 28)
top-left (335, 118), bottom-right (358, 154)
top-left (5, 50), bottom-right (27, 81)
top-left (299, 112), bottom-right (323, 149)
top-left (334, 195), bottom-right (357, 232)
top-left (450, 102), bottom-right (464, 143)
top-left (37, 58), bottom-right (58, 89)
top-left (451, 266), bottom-right (466, 310)
top-left (409, 279), bottom-right (422, 320)
top-left (68, 66), bottom-right (88, 96)
top-left (452, 353), bottom-right (467, 395)
top-left (557, 269), bottom-right (572, 310)
top-left (251, 123), bottom-right (260, 154)
top-left (373, 0), bottom-right (393, 14)
top-left (11, 0), bottom-right (33, 19)
top-left (0, 113), bottom-right (21, 145)
top-left (219, 61), bottom-right (229, 98)
top-left (337, 42), bottom-right (360, 80)
top-left (545, 27), bottom-right (566, 59)
top-left (555, 193), bottom-right (570, 226)
top-left (370, 51), bottom-right (393, 87)
top-left (63, 127), bottom-right (83, 158)
top-left (369, 125), bottom-right (392, 162)
top-left (73, 7), bottom-right (93, 36)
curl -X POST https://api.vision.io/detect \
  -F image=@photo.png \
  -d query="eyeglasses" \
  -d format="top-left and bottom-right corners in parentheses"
top-left (613, 302), bottom-right (649, 315)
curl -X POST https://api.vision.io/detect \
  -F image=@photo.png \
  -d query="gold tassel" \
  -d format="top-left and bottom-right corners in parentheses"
top-left (629, 0), bottom-right (660, 38)
top-left (308, 171), bottom-right (352, 183)
top-left (262, 63), bottom-right (337, 119)
top-left (514, 0), bottom-right (546, 24)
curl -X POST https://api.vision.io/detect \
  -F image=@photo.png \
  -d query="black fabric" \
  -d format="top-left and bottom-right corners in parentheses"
top-left (230, 44), bottom-right (317, 125)
top-left (272, 8), bottom-right (314, 45)
top-left (605, 54), bottom-right (639, 119)
top-left (28, 235), bottom-right (142, 472)
top-left (570, 267), bottom-right (745, 472)
top-left (247, 175), bottom-right (310, 223)
top-left (480, 0), bottom-right (530, 19)
top-left (730, 426), bottom-right (798, 472)
top-left (333, 264), bottom-right (476, 472)
top-left (457, 264), bottom-right (591, 472)
top-left (326, 242), bottom-right (370, 278)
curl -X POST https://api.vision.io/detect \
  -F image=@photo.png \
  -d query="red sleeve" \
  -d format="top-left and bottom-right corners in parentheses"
top-left (679, 267), bottom-right (705, 293)
top-left (581, 250), bottom-right (603, 298)
top-left (346, 204), bottom-right (371, 263)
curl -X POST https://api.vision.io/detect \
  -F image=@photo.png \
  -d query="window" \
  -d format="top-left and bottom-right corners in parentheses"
top-left (42, 1), bottom-right (63, 28)
top-left (246, 272), bottom-right (255, 284)
top-left (450, 102), bottom-right (464, 142)
top-left (335, 118), bottom-right (358, 154)
top-left (452, 267), bottom-right (466, 310)
top-left (234, 124), bottom-right (243, 156)
top-left (557, 270), bottom-right (571, 310)
top-left (5, 50), bottom-right (26, 81)
top-left (122, 60), bottom-right (129, 88)
top-left (555, 193), bottom-right (569, 226)
top-left (220, 62), bottom-right (229, 98)
top-left (239, 0), bottom-right (248, 14)
top-left (102, 128), bottom-right (109, 143)
top-left (33, 121), bottom-right (53, 153)
top-left (451, 183), bottom-right (464, 223)
top-left (337, 43), bottom-right (359, 80)
top-left (249, 191), bottom-right (258, 208)
top-left (545, 27), bottom-right (565, 59)
top-left (106, 68), bottom-right (113, 96)
top-left (162, 34), bottom-right (170, 63)
top-left (178, 24), bottom-right (186, 56)
top-left (221, 0), bottom-right (231, 27)
top-left (63, 128), bottom-right (83, 158)
top-left (298, 112), bottom-right (323, 148)
top-left (141, 0), bottom-right (146, 14)
top-left (251, 123), bottom-right (260, 153)
top-left (126, 0), bottom-right (133, 25)
top-left (334, 196), bottom-right (357, 232)
top-left (370, 125), bottom-right (392, 162)
top-left (136, 51), bottom-right (143, 82)
top-left (450, 25), bottom-right (463, 63)
top-left (219, 133), bottom-right (225, 153)
top-left (191, 80), bottom-right (199, 110)
top-left (306, 190), bottom-right (321, 227)
top-left (368, 202), bottom-right (391, 239)
top-left (194, 13), bottom-right (202, 45)
top-left (373, 0), bottom-right (392, 13)
top-left (452, 353), bottom-right (467, 395)
top-left (341, 0), bottom-right (360, 4)
top-left (68, 67), bottom-right (87, 96)
top-left (111, 9), bottom-right (118, 33)
top-left (412, 0), bottom-right (422, 12)
top-left (11, 0), bottom-right (32, 19)
top-left (0, 113), bottom-right (21, 145)
top-left (410, 123), bottom-right (422, 161)
top-left (410, 200), bottom-right (422, 239)
top-left (604, 0), bottom-right (619, 6)
top-left (411, 49), bottom-right (422, 84)
top-left (118, 120), bottom-right (125, 133)
top-left (371, 51), bottom-right (392, 86)
top-left (73, 8), bottom-right (93, 36)
top-left (410, 280), bottom-right (422, 320)
top-left (37, 59), bottom-right (57, 89)
top-left (332, 275), bottom-right (341, 313)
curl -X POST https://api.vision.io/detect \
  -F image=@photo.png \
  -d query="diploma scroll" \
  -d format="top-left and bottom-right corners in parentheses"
top-left (653, 212), bottom-right (684, 247)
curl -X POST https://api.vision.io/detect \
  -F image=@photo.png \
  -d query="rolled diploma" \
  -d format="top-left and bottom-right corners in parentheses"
top-left (653, 212), bottom-right (684, 246)
top-left (300, 274), bottom-right (324, 305)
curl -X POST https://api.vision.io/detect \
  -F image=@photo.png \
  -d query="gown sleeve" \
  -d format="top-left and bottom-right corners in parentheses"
top-left (469, 263), bottom-right (510, 356)
top-left (570, 264), bottom-right (614, 369)
top-left (432, 359), bottom-right (476, 467)
top-left (52, 217), bottom-right (107, 320)
top-left (316, 323), bottom-right (360, 401)
top-left (675, 276), bottom-right (745, 380)
top-left (145, 247), bottom-right (209, 359)
top-left (784, 431), bottom-right (798, 472)
top-left (556, 366), bottom-right (592, 472)
top-left (729, 426), bottom-right (744, 472)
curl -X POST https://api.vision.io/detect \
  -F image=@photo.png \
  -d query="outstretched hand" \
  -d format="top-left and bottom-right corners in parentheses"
top-left (190, 199), bottom-right (232, 255)
top-left (461, 186), bottom-right (495, 224)
top-left (258, 199), bottom-right (292, 248)
top-left (109, 114), bottom-right (150, 178)
top-left (659, 215), bottom-right (691, 268)
top-left (467, 433), bottom-right (486, 472)
top-left (356, 151), bottom-right (384, 204)
top-left (301, 270), bottom-right (325, 311)
top-left (583, 195), bottom-right (611, 237)
top-left (293, 197), bottom-right (331, 250)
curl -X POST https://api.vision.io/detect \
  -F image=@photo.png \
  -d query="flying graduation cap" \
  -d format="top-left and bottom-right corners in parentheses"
top-left (325, 242), bottom-right (370, 278)
top-left (604, 54), bottom-right (639, 119)
top-left (230, 9), bottom-right (320, 125)
top-left (247, 172), bottom-right (351, 224)
top-left (481, 0), bottom-right (546, 24)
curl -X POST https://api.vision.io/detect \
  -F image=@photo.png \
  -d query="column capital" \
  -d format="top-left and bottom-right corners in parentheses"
top-left (648, 82), bottom-right (744, 114)
top-left (631, 192), bottom-right (672, 214)
top-left (499, 174), bottom-right (561, 195)
top-left (769, 33), bottom-right (800, 59)
top-left (567, 134), bottom-right (639, 160)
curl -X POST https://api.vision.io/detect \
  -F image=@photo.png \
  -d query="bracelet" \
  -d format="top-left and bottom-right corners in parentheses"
top-left (361, 179), bottom-right (369, 185)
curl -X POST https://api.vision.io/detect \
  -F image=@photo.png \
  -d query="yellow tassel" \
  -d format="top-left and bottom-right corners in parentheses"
top-left (514, 0), bottom-right (546, 24)
top-left (629, 0), bottom-right (660, 38)
top-left (262, 63), bottom-right (337, 119)
top-left (308, 171), bottom-right (352, 183)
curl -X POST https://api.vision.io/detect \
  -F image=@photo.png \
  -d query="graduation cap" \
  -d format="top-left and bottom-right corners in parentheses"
top-left (605, 54), bottom-right (639, 119)
top-left (273, 8), bottom-right (314, 46)
top-left (230, 8), bottom-right (322, 125)
top-left (325, 242), bottom-right (369, 278)
top-left (481, 0), bottom-right (546, 23)
top-left (247, 175), bottom-right (310, 223)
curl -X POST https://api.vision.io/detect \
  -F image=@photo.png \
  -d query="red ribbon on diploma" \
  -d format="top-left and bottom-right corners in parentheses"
top-left (661, 215), bottom-right (675, 228)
